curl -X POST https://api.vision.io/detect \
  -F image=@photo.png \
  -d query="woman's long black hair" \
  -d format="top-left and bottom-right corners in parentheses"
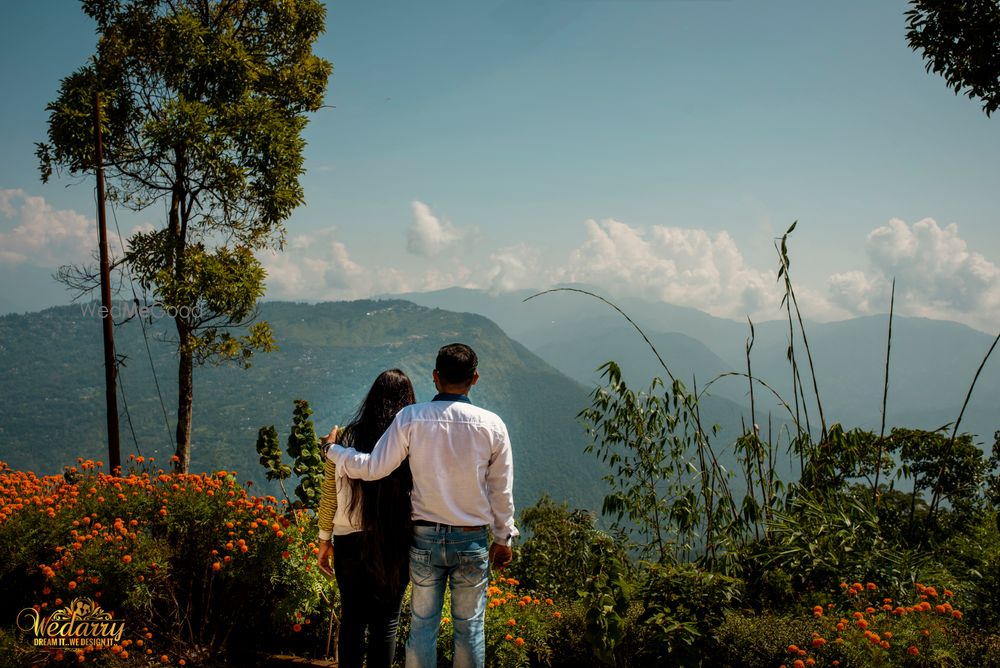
top-left (340, 368), bottom-right (415, 593)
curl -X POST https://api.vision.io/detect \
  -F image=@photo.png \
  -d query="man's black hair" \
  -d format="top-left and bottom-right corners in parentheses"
top-left (435, 343), bottom-right (478, 386)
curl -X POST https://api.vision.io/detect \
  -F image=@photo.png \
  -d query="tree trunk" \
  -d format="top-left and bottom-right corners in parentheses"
top-left (175, 319), bottom-right (194, 473)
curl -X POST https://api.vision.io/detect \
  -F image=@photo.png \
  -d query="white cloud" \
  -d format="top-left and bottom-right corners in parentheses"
top-left (0, 188), bottom-right (152, 272)
top-left (486, 244), bottom-right (540, 294)
top-left (406, 201), bottom-right (468, 256)
top-left (262, 228), bottom-right (368, 299)
top-left (0, 189), bottom-right (96, 267)
top-left (555, 218), bottom-right (782, 320)
top-left (828, 218), bottom-right (1000, 331)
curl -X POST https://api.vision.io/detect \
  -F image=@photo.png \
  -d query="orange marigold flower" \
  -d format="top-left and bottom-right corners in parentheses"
top-left (441, 618), bottom-right (450, 624)
top-left (505, 634), bottom-right (513, 641)
top-left (553, 611), bottom-right (561, 618)
top-left (507, 618), bottom-right (516, 627)
top-left (211, 562), bottom-right (222, 572)
top-left (292, 624), bottom-right (302, 632)
top-left (793, 661), bottom-right (805, 668)
top-left (514, 637), bottom-right (525, 647)
top-left (952, 610), bottom-right (963, 619)
top-left (122, 555), bottom-right (132, 564)
top-left (907, 646), bottom-right (919, 656)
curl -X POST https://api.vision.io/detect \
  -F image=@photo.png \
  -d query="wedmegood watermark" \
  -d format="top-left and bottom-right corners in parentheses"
top-left (80, 301), bottom-right (201, 320)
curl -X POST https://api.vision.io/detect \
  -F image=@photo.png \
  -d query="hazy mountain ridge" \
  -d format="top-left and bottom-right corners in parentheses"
top-left (392, 287), bottom-right (1000, 444)
top-left (0, 300), bottom-right (608, 512)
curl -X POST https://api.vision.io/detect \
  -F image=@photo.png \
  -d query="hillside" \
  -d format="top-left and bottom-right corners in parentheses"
top-left (0, 300), bottom-right (607, 513)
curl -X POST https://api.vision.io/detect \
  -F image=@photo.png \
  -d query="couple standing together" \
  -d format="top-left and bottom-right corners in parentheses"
top-left (316, 343), bottom-right (518, 668)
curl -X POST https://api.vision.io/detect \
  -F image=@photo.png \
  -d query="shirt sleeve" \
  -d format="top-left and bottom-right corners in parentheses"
top-left (317, 459), bottom-right (337, 541)
top-left (326, 413), bottom-right (410, 481)
top-left (485, 421), bottom-right (518, 544)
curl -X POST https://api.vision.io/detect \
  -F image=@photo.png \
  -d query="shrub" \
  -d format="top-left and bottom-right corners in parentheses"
top-left (0, 458), bottom-right (332, 665)
top-left (636, 562), bottom-right (744, 665)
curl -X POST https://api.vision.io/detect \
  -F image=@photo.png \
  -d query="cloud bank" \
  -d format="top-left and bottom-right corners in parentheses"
top-left (0, 189), bottom-right (96, 267)
top-left (828, 218), bottom-right (1000, 332)
top-left (0, 194), bottom-right (939, 333)
top-left (555, 218), bottom-right (782, 319)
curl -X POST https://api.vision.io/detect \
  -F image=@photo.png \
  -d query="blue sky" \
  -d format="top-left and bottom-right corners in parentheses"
top-left (1, 1), bottom-right (999, 332)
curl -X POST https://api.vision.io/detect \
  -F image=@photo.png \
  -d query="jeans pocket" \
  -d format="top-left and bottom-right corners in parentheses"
top-left (409, 547), bottom-right (433, 586)
top-left (454, 548), bottom-right (489, 588)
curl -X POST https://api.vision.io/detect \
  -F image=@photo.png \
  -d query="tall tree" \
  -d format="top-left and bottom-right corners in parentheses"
top-left (905, 0), bottom-right (1000, 116)
top-left (37, 0), bottom-right (332, 472)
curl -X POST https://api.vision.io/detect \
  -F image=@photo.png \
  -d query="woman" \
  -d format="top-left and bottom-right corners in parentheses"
top-left (316, 369), bottom-right (415, 668)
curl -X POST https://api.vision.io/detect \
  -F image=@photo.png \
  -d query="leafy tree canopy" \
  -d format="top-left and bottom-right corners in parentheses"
top-left (906, 0), bottom-right (1000, 116)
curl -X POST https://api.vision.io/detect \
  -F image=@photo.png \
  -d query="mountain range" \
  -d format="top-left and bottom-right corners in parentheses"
top-left (0, 300), bottom-right (608, 513)
top-left (392, 287), bottom-right (1000, 446)
top-left (2, 291), bottom-right (997, 519)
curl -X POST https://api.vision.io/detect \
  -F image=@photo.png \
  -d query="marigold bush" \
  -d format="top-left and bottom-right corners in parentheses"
top-left (776, 581), bottom-right (973, 667)
top-left (0, 459), bottom-right (331, 665)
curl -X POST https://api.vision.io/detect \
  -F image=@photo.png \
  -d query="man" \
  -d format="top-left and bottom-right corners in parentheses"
top-left (322, 343), bottom-right (517, 668)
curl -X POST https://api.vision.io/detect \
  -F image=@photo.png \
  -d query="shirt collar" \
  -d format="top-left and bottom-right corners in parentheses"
top-left (432, 392), bottom-right (472, 404)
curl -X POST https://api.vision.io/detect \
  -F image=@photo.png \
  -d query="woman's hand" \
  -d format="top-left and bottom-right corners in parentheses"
top-left (317, 539), bottom-right (334, 576)
top-left (320, 425), bottom-right (341, 446)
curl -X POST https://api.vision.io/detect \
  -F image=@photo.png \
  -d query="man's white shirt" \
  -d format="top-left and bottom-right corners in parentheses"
top-left (325, 397), bottom-right (518, 545)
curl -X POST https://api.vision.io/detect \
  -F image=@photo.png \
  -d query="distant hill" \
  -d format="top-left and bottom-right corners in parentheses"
top-left (0, 300), bottom-right (609, 513)
top-left (392, 287), bottom-right (1000, 445)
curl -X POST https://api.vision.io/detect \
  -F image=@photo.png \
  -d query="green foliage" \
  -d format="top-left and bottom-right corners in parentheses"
top-left (635, 562), bottom-right (744, 665)
top-left (579, 548), bottom-right (632, 665)
top-left (760, 488), bottom-right (902, 593)
top-left (256, 400), bottom-right (325, 510)
top-left (256, 425), bottom-right (291, 482)
top-left (510, 493), bottom-right (624, 599)
top-left (126, 236), bottom-right (276, 366)
top-left (905, 0), bottom-right (1000, 117)
top-left (714, 612), bottom-right (822, 668)
top-left (286, 399), bottom-right (324, 510)
top-left (580, 361), bottom-right (728, 564)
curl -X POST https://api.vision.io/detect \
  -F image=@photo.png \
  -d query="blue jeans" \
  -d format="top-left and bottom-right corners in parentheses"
top-left (405, 524), bottom-right (490, 668)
